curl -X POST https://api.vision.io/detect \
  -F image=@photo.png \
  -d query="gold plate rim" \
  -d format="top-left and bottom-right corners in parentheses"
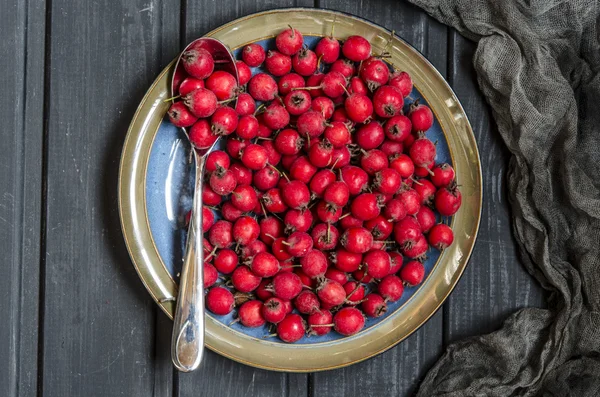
top-left (118, 7), bottom-right (482, 372)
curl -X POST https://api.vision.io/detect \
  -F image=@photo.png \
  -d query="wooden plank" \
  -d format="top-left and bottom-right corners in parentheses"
top-left (176, 1), bottom-right (312, 397)
top-left (444, 32), bottom-right (545, 343)
top-left (40, 1), bottom-right (180, 395)
top-left (312, 2), bottom-right (446, 396)
top-left (0, 0), bottom-right (46, 396)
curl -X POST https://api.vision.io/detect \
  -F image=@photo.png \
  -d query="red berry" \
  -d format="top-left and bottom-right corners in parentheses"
top-left (351, 193), bottom-right (381, 221)
top-left (277, 313), bottom-right (306, 342)
top-left (294, 290), bottom-right (321, 314)
top-left (362, 293), bottom-right (387, 318)
top-left (342, 36), bottom-right (371, 61)
top-left (389, 71), bottom-right (413, 97)
top-left (316, 200), bottom-right (342, 223)
top-left (398, 188), bottom-right (421, 215)
top-left (324, 121), bottom-right (351, 148)
top-left (311, 223), bottom-right (339, 251)
top-left (393, 216), bottom-right (421, 248)
top-left (214, 249), bottom-right (238, 274)
top-left (414, 179), bottom-right (436, 206)
top-left (324, 181), bottom-right (350, 208)
top-left (409, 135), bottom-right (436, 168)
top-left (311, 96), bottom-right (335, 119)
top-left (325, 268), bottom-right (349, 285)
top-left (241, 144), bottom-right (268, 170)
top-left (229, 162), bottom-right (252, 185)
top-left (330, 59), bottom-right (355, 79)
top-left (262, 297), bottom-right (286, 323)
top-left (373, 168), bottom-right (401, 195)
top-left (262, 188), bottom-right (288, 213)
top-left (349, 76), bottom-right (368, 95)
top-left (308, 310), bottom-right (333, 336)
top-left (248, 73), bottom-right (278, 101)
top-left (237, 300), bottom-right (266, 328)
top-left (242, 43), bottom-right (266, 67)
top-left (265, 50), bottom-right (292, 76)
top-left (315, 36), bottom-right (340, 64)
top-left (339, 214), bottom-right (364, 230)
top-left (249, 252), bottom-right (279, 278)
top-left (410, 104), bottom-right (434, 132)
top-left (340, 166), bottom-right (369, 195)
top-left (297, 110), bottom-right (327, 138)
top-left (401, 234), bottom-right (428, 259)
top-left (292, 47), bottom-right (318, 76)
top-left (389, 154), bottom-right (414, 179)
top-left (364, 215), bottom-right (394, 240)
top-left (359, 57), bottom-right (390, 91)
top-left (345, 94), bottom-right (373, 123)
top-left (308, 139), bottom-right (333, 168)
top-left (283, 90), bottom-right (312, 116)
top-left (384, 199), bottom-right (407, 222)
top-left (330, 249), bottom-right (362, 272)
top-left (203, 262), bottom-right (218, 288)
top-left (344, 281), bottom-right (366, 305)
top-left (272, 272), bottom-right (303, 300)
top-left (428, 224), bottom-right (454, 250)
top-left (389, 251), bottom-right (403, 274)
top-left (235, 60), bottom-right (252, 86)
top-left (178, 77), bottom-right (204, 96)
top-left (275, 128), bottom-right (303, 155)
top-left (380, 140), bottom-right (404, 157)
top-left (317, 279), bottom-right (346, 306)
top-left (283, 231), bottom-right (313, 257)
top-left (209, 167), bottom-right (237, 195)
top-left (232, 215), bottom-right (260, 246)
top-left (211, 106), bottom-right (238, 136)
top-left (283, 209), bottom-right (313, 235)
top-left (363, 249), bottom-right (392, 279)
top-left (333, 307), bottom-right (365, 336)
top-left (310, 169), bottom-right (336, 197)
top-left (253, 167), bottom-right (280, 192)
top-left (290, 156), bottom-right (317, 184)
top-left (206, 286), bottom-right (234, 315)
top-left (275, 26), bottom-right (304, 55)
top-left (206, 71), bottom-right (237, 101)
top-left (184, 88), bottom-right (218, 118)
top-left (400, 260), bottom-right (425, 286)
top-left (320, 71), bottom-right (348, 98)
top-left (221, 200), bottom-right (244, 222)
top-left (225, 138), bottom-right (250, 159)
top-left (260, 140), bottom-right (281, 165)
top-left (182, 48), bottom-right (214, 79)
top-left (278, 73), bottom-right (305, 95)
top-left (305, 73), bottom-right (324, 97)
top-left (167, 101), bottom-right (198, 128)
top-left (341, 227), bottom-right (374, 253)
top-left (434, 183), bottom-right (462, 216)
top-left (281, 180), bottom-right (310, 210)
top-left (202, 185), bottom-right (222, 206)
top-left (360, 149), bottom-right (388, 175)
top-left (431, 163), bottom-right (456, 187)
top-left (355, 121), bottom-right (385, 150)
top-left (206, 150), bottom-right (230, 173)
top-left (378, 275), bottom-right (404, 302)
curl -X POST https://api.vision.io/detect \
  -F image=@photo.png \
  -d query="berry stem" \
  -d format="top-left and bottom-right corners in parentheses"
top-left (163, 94), bottom-right (181, 102)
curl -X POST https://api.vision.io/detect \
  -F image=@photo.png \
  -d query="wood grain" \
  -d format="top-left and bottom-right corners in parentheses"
top-left (0, 0), bottom-right (46, 396)
top-left (40, 0), bottom-right (180, 395)
top-left (175, 1), bottom-right (312, 396)
top-left (443, 32), bottom-right (546, 345)
top-left (311, 1), bottom-right (446, 395)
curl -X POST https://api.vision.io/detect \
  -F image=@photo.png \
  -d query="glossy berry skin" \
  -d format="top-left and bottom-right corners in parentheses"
top-left (431, 163), bottom-right (456, 187)
top-left (415, 205), bottom-right (436, 233)
top-left (294, 290), bottom-right (321, 314)
top-left (214, 248), bottom-right (238, 274)
top-left (311, 223), bottom-right (339, 251)
top-left (333, 307), bottom-right (365, 336)
top-left (272, 272), bottom-right (303, 300)
top-left (363, 249), bottom-right (392, 279)
top-left (360, 58), bottom-right (390, 91)
top-left (278, 73), bottom-right (305, 95)
top-left (242, 43), bottom-right (266, 67)
top-left (373, 85), bottom-right (404, 118)
top-left (232, 215), bottom-right (260, 245)
top-left (345, 94), bottom-right (373, 124)
top-left (340, 166), bottom-right (369, 195)
top-left (292, 47), bottom-right (318, 76)
top-left (389, 71), bottom-right (413, 97)
top-left (308, 310), bottom-right (333, 336)
top-left (275, 27), bottom-right (304, 55)
top-left (389, 154), bottom-right (415, 179)
top-left (277, 313), bottom-right (306, 342)
top-left (300, 249), bottom-right (328, 278)
top-left (410, 104), bottom-right (434, 132)
top-left (409, 136), bottom-right (437, 168)
top-left (341, 227), bottom-right (374, 254)
top-left (317, 279), bottom-right (346, 306)
top-left (232, 265), bottom-right (261, 293)
top-left (184, 88), bottom-right (218, 118)
top-left (315, 36), bottom-right (340, 63)
top-left (362, 293), bottom-right (387, 318)
top-left (250, 252), bottom-right (280, 277)
top-left (206, 71), bottom-right (237, 101)
top-left (378, 275), bottom-right (404, 302)
top-left (311, 96), bottom-right (335, 119)
top-left (203, 262), bottom-right (218, 288)
top-left (238, 300), bottom-right (266, 328)
top-left (211, 106), bottom-right (238, 136)
top-left (434, 184), bottom-right (462, 216)
top-left (235, 60), bottom-right (252, 86)
top-left (167, 101), bottom-right (197, 128)
top-left (344, 281), bottom-right (366, 305)
top-left (182, 48), bottom-right (214, 79)
top-left (178, 77), bottom-right (205, 96)
top-left (428, 223), bottom-right (454, 250)
top-left (356, 122), bottom-right (385, 150)
top-left (342, 36), bottom-right (371, 61)
top-left (400, 260), bottom-right (425, 286)
top-left (283, 231), bottom-right (313, 257)
top-left (248, 73), bottom-right (278, 101)
top-left (265, 50), bottom-right (292, 76)
top-left (262, 297), bottom-right (286, 323)
top-left (351, 193), bottom-right (381, 221)
top-left (206, 286), bottom-right (235, 315)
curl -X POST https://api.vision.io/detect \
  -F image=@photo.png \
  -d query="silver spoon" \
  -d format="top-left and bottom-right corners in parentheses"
top-left (170, 37), bottom-right (238, 373)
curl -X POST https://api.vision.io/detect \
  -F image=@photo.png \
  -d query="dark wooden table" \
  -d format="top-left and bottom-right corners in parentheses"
top-left (2, 0), bottom-right (546, 396)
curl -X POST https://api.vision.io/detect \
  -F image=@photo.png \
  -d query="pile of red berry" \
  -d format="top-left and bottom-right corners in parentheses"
top-left (167, 27), bottom-right (462, 342)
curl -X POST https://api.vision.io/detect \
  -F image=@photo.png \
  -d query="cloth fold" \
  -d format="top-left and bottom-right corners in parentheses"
top-left (404, 0), bottom-right (600, 395)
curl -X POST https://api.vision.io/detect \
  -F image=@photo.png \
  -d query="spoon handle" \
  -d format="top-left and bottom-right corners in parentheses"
top-left (171, 149), bottom-right (205, 372)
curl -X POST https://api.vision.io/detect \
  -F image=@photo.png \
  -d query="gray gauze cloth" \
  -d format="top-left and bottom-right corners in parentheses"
top-left (404, 0), bottom-right (600, 396)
